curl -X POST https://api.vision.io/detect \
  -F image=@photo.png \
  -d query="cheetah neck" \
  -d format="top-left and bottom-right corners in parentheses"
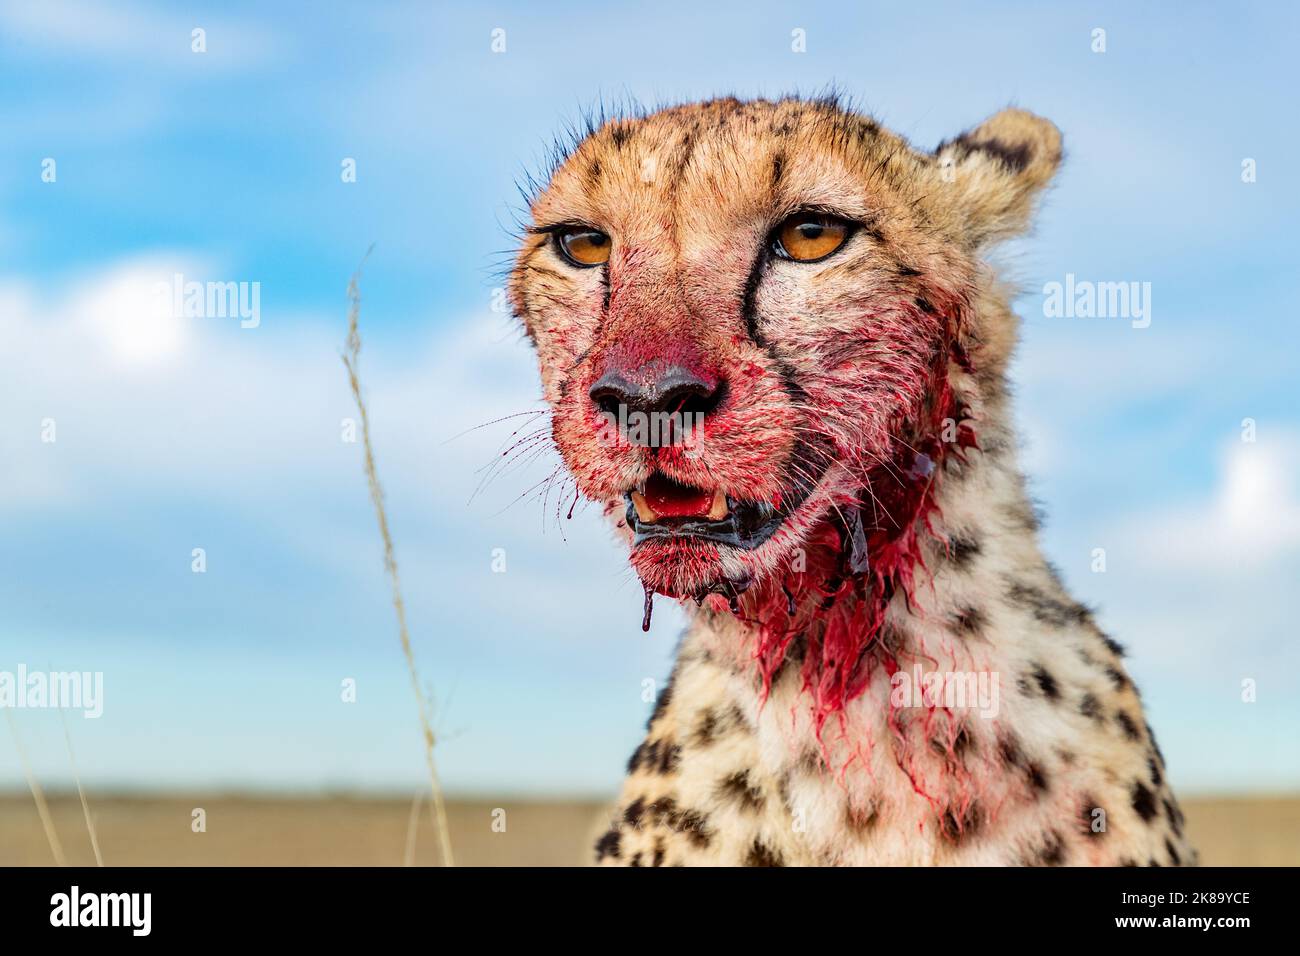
top-left (694, 369), bottom-right (1005, 726)
top-left (686, 363), bottom-right (1048, 734)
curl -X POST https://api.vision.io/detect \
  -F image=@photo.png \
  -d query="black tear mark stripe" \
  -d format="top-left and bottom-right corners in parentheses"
top-left (740, 245), bottom-right (772, 346)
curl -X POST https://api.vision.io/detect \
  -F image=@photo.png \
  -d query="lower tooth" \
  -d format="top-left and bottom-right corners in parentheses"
top-left (707, 489), bottom-right (729, 521)
top-left (630, 491), bottom-right (658, 523)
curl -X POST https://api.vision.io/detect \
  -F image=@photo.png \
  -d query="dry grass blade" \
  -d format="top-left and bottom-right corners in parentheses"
top-left (5, 709), bottom-right (67, 866)
top-left (59, 705), bottom-right (104, 866)
top-left (341, 249), bottom-right (455, 867)
top-left (403, 790), bottom-right (423, 867)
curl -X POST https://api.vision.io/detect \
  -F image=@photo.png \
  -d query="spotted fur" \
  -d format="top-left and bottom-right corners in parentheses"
top-left (509, 95), bottom-right (1194, 867)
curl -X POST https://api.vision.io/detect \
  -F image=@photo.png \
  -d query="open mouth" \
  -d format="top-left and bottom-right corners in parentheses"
top-left (625, 470), bottom-right (814, 550)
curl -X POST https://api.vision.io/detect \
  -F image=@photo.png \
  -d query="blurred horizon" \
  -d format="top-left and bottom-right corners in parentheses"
top-left (2, 0), bottom-right (1298, 800)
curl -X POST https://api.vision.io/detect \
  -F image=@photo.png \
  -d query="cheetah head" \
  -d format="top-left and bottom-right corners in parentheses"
top-left (509, 96), bottom-right (1060, 610)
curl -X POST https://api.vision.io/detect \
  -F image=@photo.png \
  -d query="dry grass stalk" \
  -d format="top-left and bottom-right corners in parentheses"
top-left (59, 705), bottom-right (104, 866)
top-left (5, 709), bottom-right (66, 865)
top-left (341, 252), bottom-right (455, 867)
top-left (403, 790), bottom-right (423, 867)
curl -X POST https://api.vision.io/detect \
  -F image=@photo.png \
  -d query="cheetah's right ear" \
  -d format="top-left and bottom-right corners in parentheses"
top-left (933, 108), bottom-right (1063, 248)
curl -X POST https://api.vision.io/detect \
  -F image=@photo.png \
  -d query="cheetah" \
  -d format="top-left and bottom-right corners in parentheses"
top-left (508, 95), bottom-right (1194, 866)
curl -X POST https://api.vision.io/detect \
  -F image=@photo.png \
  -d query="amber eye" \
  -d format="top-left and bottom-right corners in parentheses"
top-left (772, 212), bottom-right (852, 262)
top-left (555, 226), bottom-right (612, 267)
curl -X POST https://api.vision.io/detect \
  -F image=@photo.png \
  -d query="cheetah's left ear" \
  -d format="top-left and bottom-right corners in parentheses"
top-left (933, 108), bottom-right (1062, 248)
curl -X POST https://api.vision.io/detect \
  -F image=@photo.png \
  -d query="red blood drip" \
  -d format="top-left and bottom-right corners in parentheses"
top-left (641, 582), bottom-right (654, 632)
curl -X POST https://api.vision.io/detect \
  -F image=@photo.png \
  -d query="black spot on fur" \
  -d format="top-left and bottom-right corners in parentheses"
top-left (1165, 838), bottom-right (1181, 866)
top-left (939, 802), bottom-right (983, 844)
top-left (1148, 754), bottom-right (1163, 787)
top-left (1132, 782), bottom-right (1158, 823)
top-left (1106, 666), bottom-right (1129, 691)
top-left (1164, 798), bottom-right (1184, 837)
top-left (641, 797), bottom-right (712, 849)
top-left (1035, 830), bottom-right (1067, 866)
top-left (998, 734), bottom-right (1025, 768)
top-left (1098, 632), bottom-right (1126, 657)
top-left (897, 264), bottom-right (922, 278)
top-left (946, 533), bottom-right (981, 567)
top-left (648, 673), bottom-right (674, 729)
top-left (930, 724), bottom-right (975, 760)
top-left (609, 123), bottom-right (632, 148)
top-left (1146, 722), bottom-right (1166, 765)
top-left (914, 296), bottom-right (936, 315)
top-left (1079, 693), bottom-right (1102, 721)
top-left (717, 771), bottom-right (765, 812)
top-left (951, 606), bottom-right (986, 637)
top-left (694, 709), bottom-right (719, 746)
top-left (744, 840), bottom-right (784, 867)
top-left (652, 837), bottom-right (666, 868)
top-left (1031, 664), bottom-right (1060, 701)
top-left (1026, 762), bottom-right (1050, 794)
top-left (594, 827), bottom-right (621, 861)
top-left (623, 797), bottom-right (646, 829)
top-left (1115, 711), bottom-right (1141, 742)
top-left (1007, 580), bottom-right (1093, 628)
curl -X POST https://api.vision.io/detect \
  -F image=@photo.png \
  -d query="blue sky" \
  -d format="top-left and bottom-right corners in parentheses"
top-left (1, 0), bottom-right (1297, 798)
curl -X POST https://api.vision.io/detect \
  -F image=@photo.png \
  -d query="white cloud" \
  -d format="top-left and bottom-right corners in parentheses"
top-left (0, 255), bottom-right (545, 510)
top-left (1125, 436), bottom-right (1300, 570)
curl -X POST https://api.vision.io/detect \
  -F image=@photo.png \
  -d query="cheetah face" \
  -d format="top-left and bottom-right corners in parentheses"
top-left (510, 97), bottom-right (1060, 603)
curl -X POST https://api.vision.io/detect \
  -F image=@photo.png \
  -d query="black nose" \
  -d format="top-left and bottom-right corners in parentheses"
top-left (589, 365), bottom-right (722, 418)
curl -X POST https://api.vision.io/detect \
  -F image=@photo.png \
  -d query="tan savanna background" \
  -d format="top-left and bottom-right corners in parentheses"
top-left (2, 793), bottom-right (1297, 866)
